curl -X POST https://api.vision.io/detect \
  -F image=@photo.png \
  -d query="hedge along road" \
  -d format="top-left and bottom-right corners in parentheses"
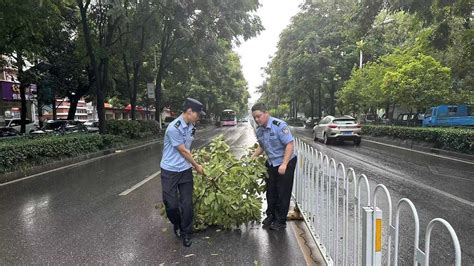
top-left (292, 126), bottom-right (474, 265)
top-left (0, 122), bottom-right (310, 265)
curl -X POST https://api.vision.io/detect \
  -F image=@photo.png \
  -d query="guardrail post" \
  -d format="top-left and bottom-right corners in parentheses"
top-left (362, 206), bottom-right (382, 266)
top-left (362, 207), bottom-right (374, 265)
top-left (373, 208), bottom-right (383, 266)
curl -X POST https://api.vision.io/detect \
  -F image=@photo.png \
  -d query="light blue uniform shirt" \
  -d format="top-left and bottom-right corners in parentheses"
top-left (255, 116), bottom-right (295, 167)
top-left (160, 115), bottom-right (194, 172)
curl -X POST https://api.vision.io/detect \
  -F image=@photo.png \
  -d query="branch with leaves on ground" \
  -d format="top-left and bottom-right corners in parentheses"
top-left (158, 135), bottom-right (267, 231)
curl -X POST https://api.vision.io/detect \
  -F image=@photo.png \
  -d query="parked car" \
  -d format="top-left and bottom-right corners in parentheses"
top-left (304, 117), bottom-right (320, 128)
top-left (312, 115), bottom-right (362, 146)
top-left (85, 121), bottom-right (99, 133)
top-left (0, 127), bottom-right (20, 138)
top-left (32, 120), bottom-right (87, 134)
top-left (391, 113), bottom-right (423, 127)
top-left (4, 118), bottom-right (37, 133)
top-left (359, 113), bottom-right (378, 124)
top-left (83, 120), bottom-right (97, 127)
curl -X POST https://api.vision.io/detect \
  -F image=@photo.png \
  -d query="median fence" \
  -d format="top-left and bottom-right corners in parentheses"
top-left (292, 138), bottom-right (462, 266)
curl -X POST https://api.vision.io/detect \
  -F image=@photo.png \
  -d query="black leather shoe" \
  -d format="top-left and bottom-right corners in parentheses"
top-left (173, 224), bottom-right (181, 238)
top-left (183, 235), bottom-right (192, 247)
top-left (270, 222), bottom-right (286, 231)
top-left (262, 215), bottom-right (274, 226)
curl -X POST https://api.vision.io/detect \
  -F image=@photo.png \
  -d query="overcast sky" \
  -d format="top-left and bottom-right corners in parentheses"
top-left (233, 0), bottom-right (303, 105)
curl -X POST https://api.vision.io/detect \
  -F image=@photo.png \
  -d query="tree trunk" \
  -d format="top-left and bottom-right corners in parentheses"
top-left (37, 101), bottom-right (43, 128)
top-left (131, 62), bottom-right (141, 120)
top-left (77, 0), bottom-right (106, 133)
top-left (52, 96), bottom-right (57, 120)
top-left (329, 82), bottom-right (336, 115)
top-left (98, 58), bottom-right (108, 127)
top-left (68, 81), bottom-right (91, 121)
top-left (391, 102), bottom-right (396, 120)
top-left (16, 54), bottom-right (27, 134)
top-left (155, 18), bottom-right (172, 124)
top-left (122, 53), bottom-right (133, 119)
top-left (131, 22), bottom-right (147, 121)
top-left (154, 63), bottom-right (165, 123)
top-left (318, 84), bottom-right (322, 119)
top-left (295, 100), bottom-right (299, 119)
top-left (19, 83), bottom-right (27, 134)
top-left (289, 100), bottom-right (293, 119)
top-left (67, 95), bottom-right (79, 120)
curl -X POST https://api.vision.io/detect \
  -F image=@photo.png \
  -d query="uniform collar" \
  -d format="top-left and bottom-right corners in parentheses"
top-left (178, 114), bottom-right (189, 128)
top-left (265, 116), bottom-right (273, 129)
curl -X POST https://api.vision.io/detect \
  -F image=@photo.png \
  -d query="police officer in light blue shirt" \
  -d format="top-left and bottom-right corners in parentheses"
top-left (160, 98), bottom-right (205, 247)
top-left (251, 103), bottom-right (297, 231)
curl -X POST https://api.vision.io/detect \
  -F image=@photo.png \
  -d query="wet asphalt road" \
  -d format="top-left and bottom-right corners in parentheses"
top-left (0, 123), bottom-right (308, 265)
top-left (292, 126), bottom-right (474, 265)
top-left (1, 123), bottom-right (472, 265)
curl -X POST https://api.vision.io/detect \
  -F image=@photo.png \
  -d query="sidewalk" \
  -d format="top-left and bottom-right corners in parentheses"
top-left (153, 219), bottom-right (314, 265)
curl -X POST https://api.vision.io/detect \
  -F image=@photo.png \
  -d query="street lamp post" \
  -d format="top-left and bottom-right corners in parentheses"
top-left (357, 17), bottom-right (394, 69)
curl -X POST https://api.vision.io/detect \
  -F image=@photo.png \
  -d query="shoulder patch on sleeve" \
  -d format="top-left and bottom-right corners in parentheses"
top-left (272, 120), bottom-right (281, 126)
top-left (174, 120), bottom-right (181, 128)
top-left (282, 126), bottom-right (290, 135)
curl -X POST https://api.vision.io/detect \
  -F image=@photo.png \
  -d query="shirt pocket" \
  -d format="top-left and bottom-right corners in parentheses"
top-left (269, 135), bottom-right (280, 146)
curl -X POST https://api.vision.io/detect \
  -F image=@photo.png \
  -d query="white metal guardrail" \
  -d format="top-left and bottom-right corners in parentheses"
top-left (293, 138), bottom-right (462, 266)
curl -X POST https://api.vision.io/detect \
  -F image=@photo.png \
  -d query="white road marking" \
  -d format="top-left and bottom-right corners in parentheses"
top-left (428, 166), bottom-right (474, 182)
top-left (119, 170), bottom-right (161, 196)
top-left (362, 139), bottom-right (474, 165)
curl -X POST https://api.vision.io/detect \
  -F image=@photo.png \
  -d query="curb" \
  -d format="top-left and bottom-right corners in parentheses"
top-left (0, 138), bottom-right (163, 185)
top-left (363, 136), bottom-right (474, 162)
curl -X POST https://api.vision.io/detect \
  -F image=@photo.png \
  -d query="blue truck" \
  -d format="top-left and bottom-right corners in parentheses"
top-left (422, 105), bottom-right (474, 127)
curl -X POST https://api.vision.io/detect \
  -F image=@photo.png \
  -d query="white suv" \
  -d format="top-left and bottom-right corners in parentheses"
top-left (313, 115), bottom-right (362, 146)
top-left (5, 118), bottom-right (37, 134)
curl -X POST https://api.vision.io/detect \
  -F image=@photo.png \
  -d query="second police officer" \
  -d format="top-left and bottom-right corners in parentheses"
top-left (251, 102), bottom-right (297, 231)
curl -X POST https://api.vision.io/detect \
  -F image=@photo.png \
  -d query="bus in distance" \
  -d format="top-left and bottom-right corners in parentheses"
top-left (220, 109), bottom-right (237, 126)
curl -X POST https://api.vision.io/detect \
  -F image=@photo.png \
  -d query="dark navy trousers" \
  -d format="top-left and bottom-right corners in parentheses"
top-left (161, 168), bottom-right (194, 235)
top-left (265, 156), bottom-right (297, 225)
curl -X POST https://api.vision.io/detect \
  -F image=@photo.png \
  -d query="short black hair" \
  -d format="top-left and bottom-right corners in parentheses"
top-left (251, 103), bottom-right (267, 112)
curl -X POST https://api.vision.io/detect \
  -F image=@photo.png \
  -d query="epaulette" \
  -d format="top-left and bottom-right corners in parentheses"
top-left (272, 120), bottom-right (281, 126)
top-left (174, 120), bottom-right (181, 128)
